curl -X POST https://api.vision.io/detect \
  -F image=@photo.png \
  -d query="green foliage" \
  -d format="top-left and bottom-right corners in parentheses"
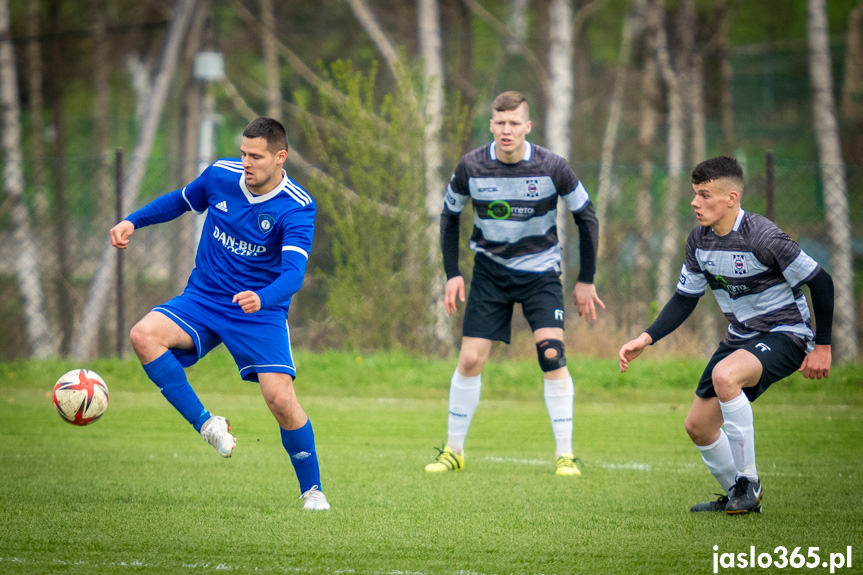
top-left (1, 352), bottom-right (862, 574)
top-left (295, 61), bottom-right (435, 351)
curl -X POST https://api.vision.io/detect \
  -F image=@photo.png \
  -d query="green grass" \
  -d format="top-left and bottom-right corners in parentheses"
top-left (1, 350), bottom-right (862, 574)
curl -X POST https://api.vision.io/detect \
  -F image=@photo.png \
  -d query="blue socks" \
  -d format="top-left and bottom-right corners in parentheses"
top-left (143, 351), bottom-right (210, 432)
top-left (280, 419), bottom-right (321, 493)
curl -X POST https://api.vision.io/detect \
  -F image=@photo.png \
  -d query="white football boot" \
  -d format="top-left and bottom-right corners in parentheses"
top-left (301, 486), bottom-right (331, 511)
top-left (200, 415), bottom-right (236, 457)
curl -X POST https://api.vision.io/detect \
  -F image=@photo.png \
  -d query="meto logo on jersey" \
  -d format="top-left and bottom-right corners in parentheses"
top-left (258, 214), bottom-right (275, 234)
top-left (488, 200), bottom-right (511, 219)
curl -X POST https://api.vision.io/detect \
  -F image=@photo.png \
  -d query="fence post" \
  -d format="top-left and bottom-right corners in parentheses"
top-left (115, 149), bottom-right (125, 359)
top-left (765, 150), bottom-right (774, 222)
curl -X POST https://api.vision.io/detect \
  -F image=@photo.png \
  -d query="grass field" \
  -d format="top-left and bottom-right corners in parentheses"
top-left (1, 350), bottom-right (862, 574)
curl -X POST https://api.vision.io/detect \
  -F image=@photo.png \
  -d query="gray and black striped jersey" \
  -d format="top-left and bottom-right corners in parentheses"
top-left (442, 141), bottom-right (595, 274)
top-left (676, 209), bottom-right (820, 351)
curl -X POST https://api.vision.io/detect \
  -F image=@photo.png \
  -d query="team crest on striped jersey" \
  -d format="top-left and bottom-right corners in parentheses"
top-left (525, 179), bottom-right (540, 198)
top-left (732, 254), bottom-right (748, 275)
top-left (258, 214), bottom-right (275, 234)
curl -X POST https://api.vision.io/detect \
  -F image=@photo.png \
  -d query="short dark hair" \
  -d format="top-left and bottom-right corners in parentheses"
top-left (691, 156), bottom-right (744, 189)
top-left (492, 91), bottom-right (529, 115)
top-left (242, 117), bottom-right (288, 154)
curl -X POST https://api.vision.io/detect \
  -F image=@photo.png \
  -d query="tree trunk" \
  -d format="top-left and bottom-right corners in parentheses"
top-left (634, 2), bottom-right (659, 291)
top-left (841, 3), bottom-right (863, 123)
top-left (418, 0), bottom-right (451, 346)
top-left (71, 0), bottom-right (198, 360)
top-left (171, 2), bottom-right (208, 295)
top-left (0, 0), bottom-right (56, 357)
top-left (92, 0), bottom-right (112, 210)
top-left (346, 0), bottom-right (400, 77)
top-left (48, 0), bottom-right (74, 355)
top-left (596, 0), bottom-right (642, 265)
top-left (807, 0), bottom-right (859, 361)
top-left (26, 0), bottom-right (50, 223)
top-left (261, 0), bottom-right (281, 120)
top-left (840, 2), bottom-right (863, 165)
top-left (546, 0), bottom-right (574, 285)
top-left (507, 0), bottom-right (530, 54)
top-left (455, 0), bottom-right (475, 110)
top-left (714, 0), bottom-right (735, 155)
top-left (652, 0), bottom-right (684, 306)
top-left (675, 0), bottom-right (715, 353)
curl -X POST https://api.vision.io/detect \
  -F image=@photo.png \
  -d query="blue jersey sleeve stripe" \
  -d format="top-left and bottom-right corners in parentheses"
top-left (213, 160), bottom-right (244, 173)
top-left (282, 245), bottom-right (309, 259)
top-left (285, 181), bottom-right (313, 205)
top-left (286, 189), bottom-right (312, 206)
top-left (180, 187), bottom-right (204, 214)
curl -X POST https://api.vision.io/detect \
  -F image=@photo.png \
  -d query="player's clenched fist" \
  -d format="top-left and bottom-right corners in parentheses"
top-left (110, 220), bottom-right (135, 249)
top-left (233, 290), bottom-right (262, 314)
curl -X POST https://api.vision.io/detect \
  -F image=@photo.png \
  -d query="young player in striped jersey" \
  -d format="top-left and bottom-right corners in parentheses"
top-left (618, 156), bottom-right (833, 514)
top-left (425, 91), bottom-right (605, 476)
top-left (110, 117), bottom-right (329, 511)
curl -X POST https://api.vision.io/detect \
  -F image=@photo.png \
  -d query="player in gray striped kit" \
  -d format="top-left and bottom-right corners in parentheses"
top-left (619, 156), bottom-right (833, 514)
top-left (425, 91), bottom-right (605, 476)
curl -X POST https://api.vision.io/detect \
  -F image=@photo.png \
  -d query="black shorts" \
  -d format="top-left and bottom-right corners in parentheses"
top-left (696, 332), bottom-right (807, 402)
top-left (462, 254), bottom-right (565, 344)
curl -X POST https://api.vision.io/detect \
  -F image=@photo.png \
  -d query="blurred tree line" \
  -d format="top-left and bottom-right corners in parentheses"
top-left (1, 0), bottom-right (861, 362)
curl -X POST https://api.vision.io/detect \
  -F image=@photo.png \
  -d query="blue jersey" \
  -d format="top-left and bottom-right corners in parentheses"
top-left (127, 158), bottom-right (315, 312)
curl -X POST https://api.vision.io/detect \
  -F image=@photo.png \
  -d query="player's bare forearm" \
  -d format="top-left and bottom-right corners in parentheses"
top-left (618, 332), bottom-right (653, 373)
top-left (798, 344), bottom-right (831, 380)
top-left (573, 282), bottom-right (605, 322)
top-left (232, 291), bottom-right (262, 314)
top-left (109, 220), bottom-right (135, 249)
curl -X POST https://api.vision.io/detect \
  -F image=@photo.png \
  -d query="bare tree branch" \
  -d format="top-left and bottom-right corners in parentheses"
top-left (345, 0), bottom-right (401, 77)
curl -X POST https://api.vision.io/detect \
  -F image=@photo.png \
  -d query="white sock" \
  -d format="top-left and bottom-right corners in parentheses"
top-left (544, 376), bottom-right (574, 457)
top-left (695, 428), bottom-right (738, 495)
top-left (720, 392), bottom-right (758, 480)
top-left (446, 371), bottom-right (481, 453)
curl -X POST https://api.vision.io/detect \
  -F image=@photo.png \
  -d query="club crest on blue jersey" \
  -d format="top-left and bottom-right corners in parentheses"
top-left (258, 214), bottom-right (275, 234)
top-left (732, 254), bottom-right (748, 275)
top-left (525, 179), bottom-right (540, 198)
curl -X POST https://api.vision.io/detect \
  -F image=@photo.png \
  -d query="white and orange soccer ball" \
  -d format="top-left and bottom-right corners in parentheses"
top-left (52, 369), bottom-right (110, 426)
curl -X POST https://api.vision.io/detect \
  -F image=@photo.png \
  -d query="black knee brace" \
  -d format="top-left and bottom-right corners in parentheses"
top-left (536, 339), bottom-right (566, 372)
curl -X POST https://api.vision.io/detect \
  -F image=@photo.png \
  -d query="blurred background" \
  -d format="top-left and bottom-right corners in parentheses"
top-left (1, 0), bottom-right (860, 363)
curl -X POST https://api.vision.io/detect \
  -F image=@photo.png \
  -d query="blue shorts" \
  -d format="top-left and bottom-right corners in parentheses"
top-left (154, 291), bottom-right (296, 382)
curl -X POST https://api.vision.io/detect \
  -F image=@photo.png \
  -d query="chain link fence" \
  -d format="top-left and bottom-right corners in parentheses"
top-left (0, 153), bottom-right (860, 362)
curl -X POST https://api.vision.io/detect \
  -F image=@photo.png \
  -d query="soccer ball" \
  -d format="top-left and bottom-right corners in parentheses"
top-left (52, 369), bottom-right (110, 426)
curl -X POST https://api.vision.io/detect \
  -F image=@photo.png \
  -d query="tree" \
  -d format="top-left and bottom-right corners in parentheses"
top-left (418, 0), bottom-right (451, 345)
top-left (26, 0), bottom-right (49, 224)
top-left (260, 0), bottom-right (281, 120)
top-left (0, 0), bottom-right (56, 357)
top-left (651, 0), bottom-right (685, 306)
top-left (296, 61), bottom-right (434, 350)
top-left (841, 2), bottom-right (863, 124)
top-left (806, 0), bottom-right (858, 361)
top-left (596, 0), bottom-right (642, 262)
top-left (634, 0), bottom-right (660, 292)
top-left (546, 0), bottom-right (574, 284)
top-left (72, 0), bottom-right (199, 360)
top-left (507, 0), bottom-right (530, 55)
top-left (713, 0), bottom-right (735, 155)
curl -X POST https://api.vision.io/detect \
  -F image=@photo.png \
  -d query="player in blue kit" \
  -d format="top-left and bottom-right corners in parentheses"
top-left (110, 117), bottom-right (329, 511)
top-left (618, 156), bottom-right (833, 515)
